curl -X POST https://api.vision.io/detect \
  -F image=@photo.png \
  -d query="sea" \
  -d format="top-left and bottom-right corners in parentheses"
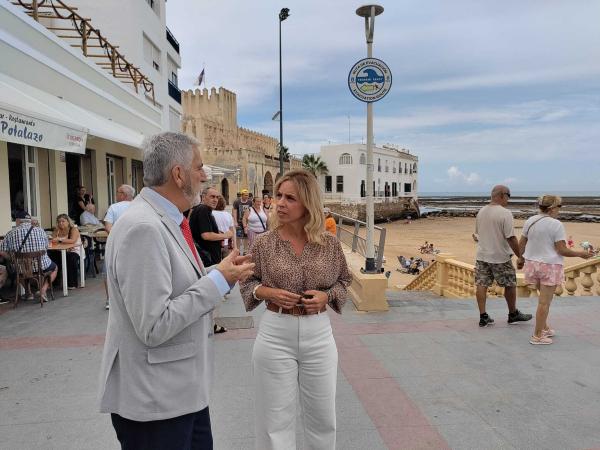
top-left (418, 191), bottom-right (600, 217)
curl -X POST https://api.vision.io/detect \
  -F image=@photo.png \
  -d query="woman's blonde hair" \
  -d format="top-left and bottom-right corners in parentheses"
top-left (269, 169), bottom-right (325, 244)
top-left (538, 195), bottom-right (562, 212)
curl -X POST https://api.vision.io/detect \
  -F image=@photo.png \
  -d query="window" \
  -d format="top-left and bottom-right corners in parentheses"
top-left (339, 153), bottom-right (352, 165)
top-left (360, 180), bottom-right (366, 197)
top-left (325, 175), bottom-right (332, 193)
top-left (336, 175), bottom-right (343, 193)
top-left (8, 143), bottom-right (39, 220)
top-left (143, 35), bottom-right (161, 72)
top-left (106, 157), bottom-right (116, 205)
top-left (392, 182), bottom-right (397, 196)
top-left (359, 153), bottom-right (366, 165)
top-left (378, 158), bottom-right (381, 172)
top-left (404, 183), bottom-right (412, 193)
top-left (393, 162), bottom-right (396, 173)
top-left (131, 160), bottom-right (144, 195)
top-left (146, 0), bottom-right (159, 15)
top-left (413, 163), bottom-right (417, 173)
top-left (167, 56), bottom-right (179, 86)
top-left (384, 182), bottom-right (390, 197)
top-left (404, 163), bottom-right (408, 174)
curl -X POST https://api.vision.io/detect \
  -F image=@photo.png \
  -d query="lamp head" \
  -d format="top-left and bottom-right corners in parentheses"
top-left (279, 8), bottom-right (290, 21)
top-left (356, 4), bottom-right (384, 17)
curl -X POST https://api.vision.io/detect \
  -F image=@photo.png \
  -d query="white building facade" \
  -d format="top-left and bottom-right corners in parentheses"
top-left (0, 0), bottom-right (180, 233)
top-left (318, 144), bottom-right (418, 202)
top-left (67, 0), bottom-right (183, 131)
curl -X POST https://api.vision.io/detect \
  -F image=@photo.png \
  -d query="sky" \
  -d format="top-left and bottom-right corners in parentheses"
top-left (166, 0), bottom-right (600, 194)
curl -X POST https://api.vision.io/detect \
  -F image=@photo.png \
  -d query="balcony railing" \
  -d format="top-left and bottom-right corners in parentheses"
top-left (166, 27), bottom-right (180, 54)
top-left (168, 79), bottom-right (181, 104)
top-left (13, 0), bottom-right (155, 104)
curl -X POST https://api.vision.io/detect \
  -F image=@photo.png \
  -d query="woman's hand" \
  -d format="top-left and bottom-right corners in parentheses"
top-left (580, 249), bottom-right (593, 259)
top-left (267, 288), bottom-right (302, 310)
top-left (301, 290), bottom-right (328, 314)
top-left (516, 257), bottom-right (525, 270)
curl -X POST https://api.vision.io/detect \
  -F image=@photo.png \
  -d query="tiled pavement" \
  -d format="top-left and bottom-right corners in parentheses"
top-left (1, 278), bottom-right (600, 449)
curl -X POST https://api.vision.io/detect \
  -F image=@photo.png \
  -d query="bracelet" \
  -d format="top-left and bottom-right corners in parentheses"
top-left (252, 283), bottom-right (263, 301)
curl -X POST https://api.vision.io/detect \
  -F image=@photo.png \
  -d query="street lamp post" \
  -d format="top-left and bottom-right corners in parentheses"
top-left (356, 4), bottom-right (384, 273)
top-left (278, 7), bottom-right (290, 176)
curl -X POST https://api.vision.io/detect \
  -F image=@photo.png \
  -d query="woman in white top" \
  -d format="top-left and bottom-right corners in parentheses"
top-left (212, 195), bottom-right (236, 257)
top-left (49, 214), bottom-right (84, 289)
top-left (242, 197), bottom-right (268, 250)
top-left (518, 195), bottom-right (591, 345)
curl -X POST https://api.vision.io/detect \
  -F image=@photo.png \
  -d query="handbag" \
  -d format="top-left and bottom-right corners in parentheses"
top-left (252, 207), bottom-right (267, 232)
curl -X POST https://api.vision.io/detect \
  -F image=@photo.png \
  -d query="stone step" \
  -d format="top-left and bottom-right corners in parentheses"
top-left (386, 289), bottom-right (444, 305)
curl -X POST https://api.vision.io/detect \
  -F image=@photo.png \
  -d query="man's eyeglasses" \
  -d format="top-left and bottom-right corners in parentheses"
top-left (503, 192), bottom-right (511, 198)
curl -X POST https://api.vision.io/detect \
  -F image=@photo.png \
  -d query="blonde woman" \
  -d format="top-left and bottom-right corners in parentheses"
top-left (518, 195), bottom-right (591, 345)
top-left (240, 170), bottom-right (352, 449)
top-left (48, 214), bottom-right (83, 289)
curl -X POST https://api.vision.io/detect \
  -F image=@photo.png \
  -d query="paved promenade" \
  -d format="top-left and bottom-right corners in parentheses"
top-left (1, 279), bottom-right (600, 449)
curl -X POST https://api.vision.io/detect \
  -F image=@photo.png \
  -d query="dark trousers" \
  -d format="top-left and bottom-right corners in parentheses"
top-left (110, 407), bottom-right (213, 450)
top-left (48, 250), bottom-right (79, 288)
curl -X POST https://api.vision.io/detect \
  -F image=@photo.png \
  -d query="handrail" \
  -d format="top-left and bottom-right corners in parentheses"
top-left (404, 253), bottom-right (600, 298)
top-left (332, 212), bottom-right (386, 271)
top-left (404, 260), bottom-right (437, 291)
top-left (13, 0), bottom-right (155, 104)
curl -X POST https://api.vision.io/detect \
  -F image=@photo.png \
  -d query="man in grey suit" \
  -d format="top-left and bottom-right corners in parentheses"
top-left (98, 132), bottom-right (255, 449)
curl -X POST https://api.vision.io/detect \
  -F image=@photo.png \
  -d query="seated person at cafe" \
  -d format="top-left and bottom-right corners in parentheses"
top-left (0, 211), bottom-right (57, 301)
top-left (80, 203), bottom-right (102, 227)
top-left (48, 214), bottom-right (83, 289)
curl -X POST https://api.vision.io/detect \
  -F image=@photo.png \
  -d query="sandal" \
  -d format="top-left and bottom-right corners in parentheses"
top-left (214, 324), bottom-right (228, 334)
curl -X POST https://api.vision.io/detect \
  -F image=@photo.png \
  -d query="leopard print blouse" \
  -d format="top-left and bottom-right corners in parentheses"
top-left (239, 230), bottom-right (352, 314)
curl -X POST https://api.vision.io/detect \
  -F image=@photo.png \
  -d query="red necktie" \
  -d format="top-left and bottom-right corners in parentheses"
top-left (180, 217), bottom-right (201, 267)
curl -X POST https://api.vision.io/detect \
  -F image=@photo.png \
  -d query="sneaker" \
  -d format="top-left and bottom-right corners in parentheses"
top-left (508, 309), bottom-right (532, 324)
top-left (479, 313), bottom-right (495, 327)
top-left (530, 335), bottom-right (553, 345)
top-left (542, 328), bottom-right (555, 337)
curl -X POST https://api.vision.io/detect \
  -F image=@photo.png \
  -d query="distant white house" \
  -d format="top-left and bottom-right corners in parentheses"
top-left (318, 144), bottom-right (418, 202)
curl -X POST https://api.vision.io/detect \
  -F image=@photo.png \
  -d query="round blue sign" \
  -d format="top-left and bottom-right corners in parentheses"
top-left (348, 58), bottom-right (392, 103)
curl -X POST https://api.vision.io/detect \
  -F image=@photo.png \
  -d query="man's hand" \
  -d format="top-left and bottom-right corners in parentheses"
top-left (300, 290), bottom-right (328, 314)
top-left (224, 229), bottom-right (234, 239)
top-left (516, 257), bottom-right (525, 270)
top-left (216, 249), bottom-right (255, 285)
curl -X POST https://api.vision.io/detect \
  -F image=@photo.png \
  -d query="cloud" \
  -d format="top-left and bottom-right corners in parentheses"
top-left (445, 166), bottom-right (483, 186)
top-left (402, 66), bottom-right (600, 93)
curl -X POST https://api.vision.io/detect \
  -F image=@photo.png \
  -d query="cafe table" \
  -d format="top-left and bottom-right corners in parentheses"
top-left (48, 241), bottom-right (85, 297)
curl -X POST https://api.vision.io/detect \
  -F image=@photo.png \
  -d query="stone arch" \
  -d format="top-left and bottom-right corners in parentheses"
top-left (221, 178), bottom-right (230, 204)
top-left (264, 171), bottom-right (274, 195)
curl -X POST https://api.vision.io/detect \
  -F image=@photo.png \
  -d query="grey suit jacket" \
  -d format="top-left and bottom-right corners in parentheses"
top-left (98, 188), bottom-right (222, 422)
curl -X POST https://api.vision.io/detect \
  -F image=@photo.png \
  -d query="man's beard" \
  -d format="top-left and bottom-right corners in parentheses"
top-left (183, 178), bottom-right (202, 208)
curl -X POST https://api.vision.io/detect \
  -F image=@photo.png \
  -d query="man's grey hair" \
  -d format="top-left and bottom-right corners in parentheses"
top-left (142, 132), bottom-right (199, 187)
top-left (119, 184), bottom-right (136, 200)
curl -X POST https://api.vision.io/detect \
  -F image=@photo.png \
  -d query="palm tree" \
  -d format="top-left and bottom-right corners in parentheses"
top-left (302, 154), bottom-right (329, 177)
top-left (277, 144), bottom-right (290, 162)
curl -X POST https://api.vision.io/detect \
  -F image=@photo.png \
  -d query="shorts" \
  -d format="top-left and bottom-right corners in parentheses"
top-left (475, 260), bottom-right (517, 288)
top-left (524, 260), bottom-right (564, 286)
top-left (40, 261), bottom-right (57, 275)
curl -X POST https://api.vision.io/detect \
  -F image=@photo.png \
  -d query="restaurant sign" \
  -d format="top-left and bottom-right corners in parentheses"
top-left (0, 106), bottom-right (87, 154)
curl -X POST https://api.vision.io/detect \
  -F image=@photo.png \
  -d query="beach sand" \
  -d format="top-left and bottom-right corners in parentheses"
top-left (378, 216), bottom-right (600, 290)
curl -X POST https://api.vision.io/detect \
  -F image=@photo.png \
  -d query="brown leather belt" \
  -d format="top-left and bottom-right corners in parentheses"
top-left (266, 302), bottom-right (326, 316)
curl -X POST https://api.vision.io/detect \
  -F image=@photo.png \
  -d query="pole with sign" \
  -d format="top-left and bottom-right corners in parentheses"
top-left (350, 4), bottom-right (391, 273)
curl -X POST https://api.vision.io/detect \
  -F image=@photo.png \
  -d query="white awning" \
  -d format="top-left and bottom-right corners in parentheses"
top-left (0, 73), bottom-right (145, 153)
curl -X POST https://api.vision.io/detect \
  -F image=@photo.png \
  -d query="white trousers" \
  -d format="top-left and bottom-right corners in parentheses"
top-left (253, 310), bottom-right (338, 450)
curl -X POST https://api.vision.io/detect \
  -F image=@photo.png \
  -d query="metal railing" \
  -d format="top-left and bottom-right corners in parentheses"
top-left (13, 0), bottom-right (155, 104)
top-left (166, 27), bottom-right (180, 53)
top-left (331, 212), bottom-right (387, 271)
top-left (168, 79), bottom-right (181, 104)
